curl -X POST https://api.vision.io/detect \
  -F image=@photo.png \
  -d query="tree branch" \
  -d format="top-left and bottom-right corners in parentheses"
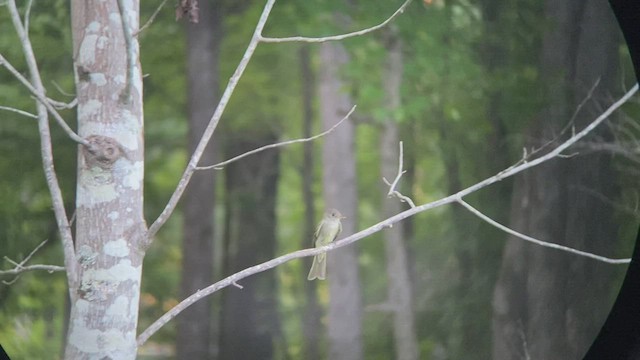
top-left (138, 84), bottom-right (637, 345)
top-left (0, 105), bottom-right (37, 119)
top-left (456, 198), bottom-right (630, 264)
top-left (6, 0), bottom-right (79, 294)
top-left (260, 0), bottom-right (412, 43)
top-left (0, 54), bottom-right (87, 146)
top-left (382, 141), bottom-right (416, 208)
top-left (116, 0), bottom-right (136, 103)
top-left (196, 105), bottom-right (356, 170)
top-left (134, 0), bottom-right (169, 36)
top-left (0, 240), bottom-right (65, 284)
top-left (146, 0), bottom-right (278, 240)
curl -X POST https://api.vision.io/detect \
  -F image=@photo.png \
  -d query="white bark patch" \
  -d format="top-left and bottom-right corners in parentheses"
top-left (79, 34), bottom-right (98, 65)
top-left (107, 259), bottom-right (141, 282)
top-left (89, 72), bottom-right (107, 86)
top-left (97, 35), bottom-right (108, 50)
top-left (117, 110), bottom-right (141, 150)
top-left (114, 74), bottom-right (126, 85)
top-left (78, 99), bottom-right (102, 120)
top-left (77, 168), bottom-right (117, 206)
top-left (108, 211), bottom-right (120, 220)
top-left (132, 65), bottom-right (143, 94)
top-left (109, 12), bottom-right (122, 26)
top-left (106, 295), bottom-right (131, 317)
top-left (104, 238), bottom-right (129, 258)
top-left (86, 21), bottom-right (101, 33)
top-left (122, 161), bottom-right (143, 190)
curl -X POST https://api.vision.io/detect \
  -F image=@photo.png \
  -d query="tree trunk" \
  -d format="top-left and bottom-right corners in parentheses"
top-left (300, 44), bottom-right (322, 360)
top-left (380, 30), bottom-right (419, 360)
top-left (177, 1), bottom-right (223, 359)
top-left (65, 1), bottom-right (145, 358)
top-left (319, 39), bottom-right (363, 360)
top-left (219, 132), bottom-right (281, 360)
top-left (492, 1), bottom-right (621, 359)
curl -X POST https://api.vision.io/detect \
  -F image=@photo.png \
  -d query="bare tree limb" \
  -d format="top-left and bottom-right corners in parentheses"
top-left (260, 0), bottom-right (412, 43)
top-left (0, 54), bottom-right (87, 146)
top-left (116, 0), bottom-right (136, 103)
top-left (196, 105), bottom-right (357, 170)
top-left (382, 141), bottom-right (416, 208)
top-left (138, 84), bottom-right (637, 345)
top-left (456, 198), bottom-right (630, 264)
top-left (134, 0), bottom-right (170, 36)
top-left (0, 105), bottom-right (37, 119)
top-left (0, 240), bottom-right (65, 284)
top-left (146, 0), bottom-right (278, 239)
top-left (6, 0), bottom-right (79, 294)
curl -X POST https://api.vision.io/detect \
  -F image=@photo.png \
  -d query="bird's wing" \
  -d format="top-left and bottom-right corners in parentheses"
top-left (334, 221), bottom-right (342, 241)
top-left (314, 221), bottom-right (324, 244)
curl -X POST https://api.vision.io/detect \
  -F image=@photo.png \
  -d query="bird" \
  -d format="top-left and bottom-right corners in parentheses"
top-left (307, 208), bottom-right (345, 281)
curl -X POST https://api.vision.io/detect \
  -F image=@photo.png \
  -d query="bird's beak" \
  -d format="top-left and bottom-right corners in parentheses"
top-left (341, 215), bottom-right (347, 219)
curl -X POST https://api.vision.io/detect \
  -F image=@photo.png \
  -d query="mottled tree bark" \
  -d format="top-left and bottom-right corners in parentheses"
top-left (66, 1), bottom-right (145, 358)
top-left (177, 0), bottom-right (223, 358)
top-left (319, 38), bottom-right (363, 360)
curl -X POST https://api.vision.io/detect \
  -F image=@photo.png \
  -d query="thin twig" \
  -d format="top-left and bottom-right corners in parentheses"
top-left (116, 0), bottom-right (136, 103)
top-left (50, 80), bottom-right (76, 97)
top-left (23, 0), bottom-right (33, 37)
top-left (456, 198), bottom-right (630, 264)
top-left (260, 0), bottom-right (412, 43)
top-left (0, 54), bottom-right (87, 145)
top-left (146, 0), bottom-right (278, 240)
top-left (0, 240), bottom-right (64, 283)
top-left (48, 97), bottom-right (77, 110)
top-left (6, 0), bottom-right (79, 294)
top-left (137, 84), bottom-right (637, 345)
top-left (0, 105), bottom-right (37, 119)
top-left (197, 105), bottom-right (357, 170)
top-left (1, 264), bottom-right (66, 279)
top-left (383, 141), bottom-right (416, 207)
top-left (134, 0), bottom-right (170, 36)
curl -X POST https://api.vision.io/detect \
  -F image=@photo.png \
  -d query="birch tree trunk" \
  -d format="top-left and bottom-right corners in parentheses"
top-left (65, 1), bottom-right (145, 358)
top-left (380, 31), bottom-right (419, 360)
top-left (319, 39), bottom-right (363, 360)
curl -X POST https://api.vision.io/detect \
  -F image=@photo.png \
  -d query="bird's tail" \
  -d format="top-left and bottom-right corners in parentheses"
top-left (307, 253), bottom-right (326, 280)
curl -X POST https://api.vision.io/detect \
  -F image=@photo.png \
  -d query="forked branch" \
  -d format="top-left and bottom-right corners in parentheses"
top-left (138, 84), bottom-right (638, 345)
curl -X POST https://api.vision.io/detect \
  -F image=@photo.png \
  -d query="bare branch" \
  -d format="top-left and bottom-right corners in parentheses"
top-left (116, 0), bottom-right (136, 103)
top-left (382, 141), bottom-right (416, 207)
top-left (147, 0), bottom-right (278, 240)
top-left (138, 84), bottom-right (637, 344)
top-left (456, 199), bottom-right (630, 264)
top-left (134, 0), bottom-right (170, 36)
top-left (48, 97), bottom-right (77, 110)
top-left (1, 264), bottom-right (65, 283)
top-left (23, 0), bottom-right (33, 36)
top-left (260, 0), bottom-right (412, 43)
top-left (197, 105), bottom-right (357, 170)
top-left (0, 240), bottom-right (65, 284)
top-left (6, 0), bottom-right (79, 293)
top-left (0, 54), bottom-right (87, 145)
top-left (0, 105), bottom-right (37, 119)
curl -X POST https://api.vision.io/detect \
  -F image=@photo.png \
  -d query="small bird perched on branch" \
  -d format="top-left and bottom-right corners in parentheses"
top-left (307, 208), bottom-right (345, 281)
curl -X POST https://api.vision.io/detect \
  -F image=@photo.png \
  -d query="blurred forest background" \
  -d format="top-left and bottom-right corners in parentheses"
top-left (1, 0), bottom-right (639, 359)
